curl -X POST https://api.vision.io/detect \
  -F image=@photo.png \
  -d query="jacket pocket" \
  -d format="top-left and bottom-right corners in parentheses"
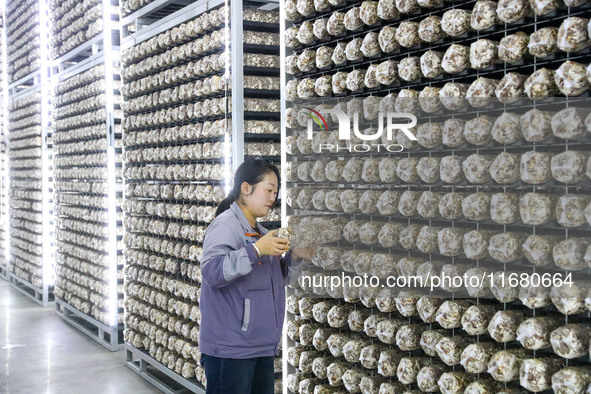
top-left (239, 251), bottom-right (272, 291)
top-left (241, 298), bottom-right (251, 332)
top-left (242, 289), bottom-right (276, 348)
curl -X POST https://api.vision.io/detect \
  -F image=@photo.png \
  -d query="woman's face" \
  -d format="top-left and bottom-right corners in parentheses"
top-left (241, 172), bottom-right (278, 218)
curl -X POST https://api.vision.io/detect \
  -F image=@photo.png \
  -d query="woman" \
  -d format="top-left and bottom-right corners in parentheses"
top-left (199, 159), bottom-right (315, 394)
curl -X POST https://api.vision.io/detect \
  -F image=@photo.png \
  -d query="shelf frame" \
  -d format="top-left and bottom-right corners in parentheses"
top-left (50, 0), bottom-right (121, 73)
top-left (0, 264), bottom-right (8, 280)
top-left (120, 0), bottom-right (225, 51)
top-left (7, 70), bottom-right (42, 97)
top-left (39, 0), bottom-right (54, 310)
top-left (279, 0), bottom-right (591, 389)
top-left (230, 0), bottom-right (244, 173)
top-left (8, 272), bottom-right (53, 306)
top-left (125, 343), bottom-right (206, 394)
top-left (5, 0), bottom-right (54, 305)
top-left (278, 3), bottom-right (295, 393)
top-left (51, 36), bottom-right (120, 74)
top-left (102, 0), bottom-right (123, 333)
top-left (55, 297), bottom-right (123, 351)
top-left (0, 1), bottom-right (9, 280)
top-left (49, 0), bottom-right (123, 331)
top-left (54, 52), bottom-right (119, 83)
top-left (120, 0), bottom-right (194, 40)
top-left (119, 1), bottom-right (282, 392)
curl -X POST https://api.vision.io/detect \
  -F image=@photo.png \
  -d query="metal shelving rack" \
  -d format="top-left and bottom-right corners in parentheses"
top-left (5, 0), bottom-right (42, 91)
top-left (7, 84), bottom-right (54, 306)
top-left (120, 0), bottom-right (225, 49)
top-left (120, 0), bottom-right (203, 41)
top-left (5, 0), bottom-right (54, 306)
top-left (279, 4), bottom-right (289, 391)
top-left (0, 8), bottom-right (9, 281)
top-left (121, 0), bottom-right (282, 392)
top-left (50, 0), bottom-right (121, 73)
top-left (121, 0), bottom-right (282, 175)
top-left (49, 0), bottom-right (124, 351)
top-left (125, 342), bottom-right (205, 394)
top-left (121, 2), bottom-right (228, 392)
top-left (281, 1), bottom-right (591, 393)
top-left (0, 101), bottom-right (7, 281)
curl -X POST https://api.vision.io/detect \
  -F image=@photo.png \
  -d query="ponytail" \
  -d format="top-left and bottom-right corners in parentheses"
top-left (215, 158), bottom-right (280, 218)
top-left (214, 188), bottom-right (239, 218)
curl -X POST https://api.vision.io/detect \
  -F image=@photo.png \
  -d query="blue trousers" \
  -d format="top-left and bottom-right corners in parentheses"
top-left (201, 354), bottom-right (274, 394)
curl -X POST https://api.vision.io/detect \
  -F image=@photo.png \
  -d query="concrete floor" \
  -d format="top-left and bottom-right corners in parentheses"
top-left (0, 280), bottom-right (161, 394)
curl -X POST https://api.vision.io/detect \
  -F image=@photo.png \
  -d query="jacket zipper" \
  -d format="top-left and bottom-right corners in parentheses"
top-left (244, 220), bottom-right (280, 349)
top-left (271, 255), bottom-right (279, 350)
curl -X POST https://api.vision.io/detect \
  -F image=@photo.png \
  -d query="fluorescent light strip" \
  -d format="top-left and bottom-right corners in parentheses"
top-left (223, 0), bottom-right (231, 197)
top-left (39, 0), bottom-right (54, 301)
top-left (0, 0), bottom-right (9, 277)
top-left (103, 0), bottom-right (119, 329)
top-left (279, 0), bottom-right (289, 392)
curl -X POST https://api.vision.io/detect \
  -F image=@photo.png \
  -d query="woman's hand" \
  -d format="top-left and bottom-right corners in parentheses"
top-left (292, 246), bottom-right (317, 260)
top-left (254, 230), bottom-right (290, 256)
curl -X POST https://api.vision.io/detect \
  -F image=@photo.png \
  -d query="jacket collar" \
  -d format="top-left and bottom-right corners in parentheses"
top-left (230, 202), bottom-right (267, 235)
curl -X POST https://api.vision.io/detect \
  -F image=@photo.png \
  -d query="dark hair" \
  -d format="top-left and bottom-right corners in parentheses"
top-left (215, 158), bottom-right (280, 217)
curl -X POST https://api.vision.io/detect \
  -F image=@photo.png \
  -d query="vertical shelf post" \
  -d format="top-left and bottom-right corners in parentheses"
top-left (230, 0), bottom-right (244, 173)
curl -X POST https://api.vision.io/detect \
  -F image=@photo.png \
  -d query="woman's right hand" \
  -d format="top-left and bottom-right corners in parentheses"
top-left (254, 230), bottom-right (290, 256)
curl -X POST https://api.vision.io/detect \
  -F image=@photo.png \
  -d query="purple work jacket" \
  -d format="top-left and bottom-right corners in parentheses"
top-left (199, 202), bottom-right (302, 358)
